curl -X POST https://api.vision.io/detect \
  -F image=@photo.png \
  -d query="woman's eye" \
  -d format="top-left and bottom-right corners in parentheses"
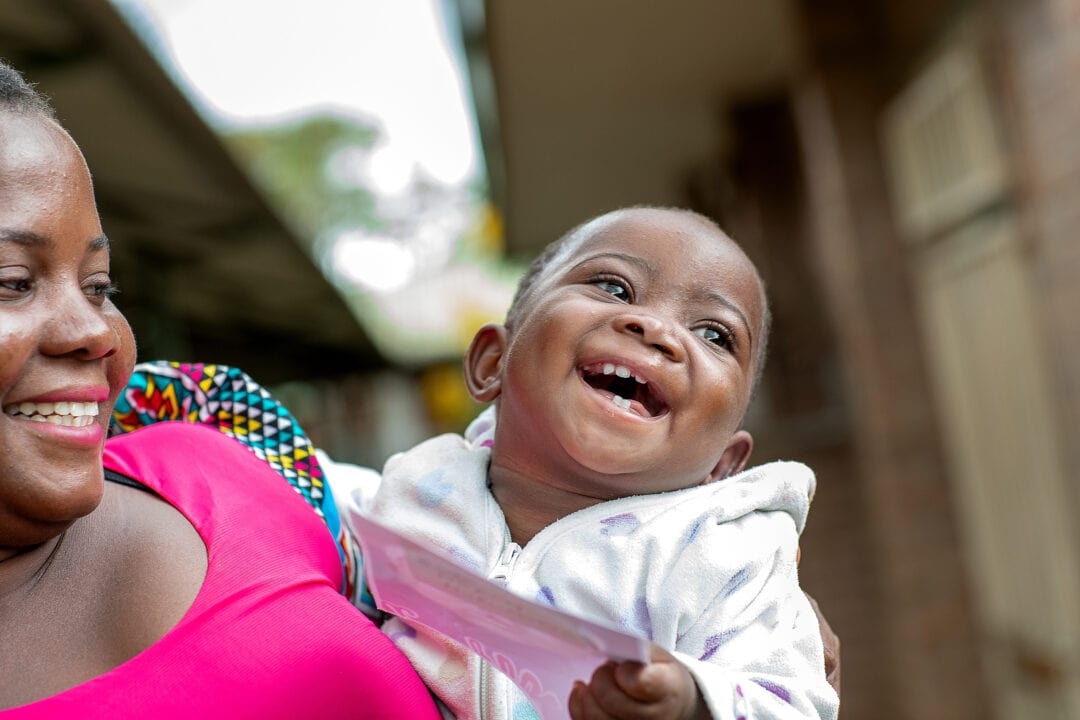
top-left (593, 279), bottom-right (630, 302)
top-left (85, 281), bottom-right (120, 304)
top-left (694, 325), bottom-right (733, 349)
top-left (0, 277), bottom-right (32, 297)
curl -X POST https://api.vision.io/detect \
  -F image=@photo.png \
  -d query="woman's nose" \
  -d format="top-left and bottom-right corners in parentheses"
top-left (40, 294), bottom-right (119, 360)
top-left (613, 312), bottom-right (685, 361)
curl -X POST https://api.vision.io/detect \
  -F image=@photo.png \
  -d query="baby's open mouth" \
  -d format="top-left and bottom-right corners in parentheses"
top-left (580, 362), bottom-right (669, 418)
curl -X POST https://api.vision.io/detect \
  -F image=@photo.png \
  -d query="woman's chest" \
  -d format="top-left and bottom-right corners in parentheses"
top-left (0, 487), bottom-right (207, 710)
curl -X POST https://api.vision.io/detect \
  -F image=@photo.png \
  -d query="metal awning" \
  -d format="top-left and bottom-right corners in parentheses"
top-left (0, 0), bottom-right (382, 383)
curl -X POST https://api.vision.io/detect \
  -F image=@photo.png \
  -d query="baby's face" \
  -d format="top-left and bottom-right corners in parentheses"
top-left (494, 208), bottom-right (764, 499)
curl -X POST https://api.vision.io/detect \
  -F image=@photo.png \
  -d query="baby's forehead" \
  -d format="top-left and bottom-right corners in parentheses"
top-left (561, 211), bottom-right (758, 280)
top-left (551, 210), bottom-right (764, 319)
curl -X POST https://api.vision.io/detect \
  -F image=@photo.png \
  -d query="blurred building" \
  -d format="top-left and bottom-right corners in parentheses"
top-left (459, 0), bottom-right (1080, 718)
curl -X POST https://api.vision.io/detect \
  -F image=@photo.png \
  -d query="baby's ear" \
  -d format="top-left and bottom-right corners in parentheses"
top-left (464, 323), bottom-right (508, 403)
top-left (704, 430), bottom-right (753, 483)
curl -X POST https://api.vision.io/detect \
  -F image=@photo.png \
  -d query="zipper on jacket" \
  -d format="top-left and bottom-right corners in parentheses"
top-left (480, 534), bottom-right (521, 717)
top-left (488, 538), bottom-right (521, 586)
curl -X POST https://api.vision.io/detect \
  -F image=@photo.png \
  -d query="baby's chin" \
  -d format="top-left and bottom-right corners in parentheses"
top-left (557, 444), bottom-right (685, 498)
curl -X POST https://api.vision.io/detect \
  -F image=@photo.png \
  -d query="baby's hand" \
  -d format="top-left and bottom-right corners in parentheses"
top-left (568, 643), bottom-right (708, 720)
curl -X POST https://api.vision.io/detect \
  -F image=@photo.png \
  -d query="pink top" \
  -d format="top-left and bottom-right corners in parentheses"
top-left (6, 423), bottom-right (439, 719)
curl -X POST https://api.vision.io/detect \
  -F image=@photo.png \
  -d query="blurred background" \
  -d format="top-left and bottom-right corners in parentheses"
top-left (2, 0), bottom-right (1079, 717)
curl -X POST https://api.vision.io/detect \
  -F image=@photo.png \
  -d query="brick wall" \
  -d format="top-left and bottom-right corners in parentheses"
top-left (992, 0), bottom-right (1080, 548)
top-left (785, 1), bottom-right (993, 717)
top-left (687, 1), bottom-right (1080, 716)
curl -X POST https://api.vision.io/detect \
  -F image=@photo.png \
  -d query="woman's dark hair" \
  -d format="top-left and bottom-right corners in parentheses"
top-left (0, 59), bottom-right (55, 118)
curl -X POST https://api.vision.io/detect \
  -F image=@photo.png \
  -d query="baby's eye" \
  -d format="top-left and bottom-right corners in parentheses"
top-left (592, 279), bottom-right (630, 302)
top-left (694, 325), bottom-right (734, 349)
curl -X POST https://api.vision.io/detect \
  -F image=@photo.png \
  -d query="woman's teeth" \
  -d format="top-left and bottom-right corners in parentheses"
top-left (3, 401), bottom-right (100, 427)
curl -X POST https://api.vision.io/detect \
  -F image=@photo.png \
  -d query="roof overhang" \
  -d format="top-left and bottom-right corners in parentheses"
top-left (0, 0), bottom-right (382, 383)
top-left (457, 0), bottom-right (802, 257)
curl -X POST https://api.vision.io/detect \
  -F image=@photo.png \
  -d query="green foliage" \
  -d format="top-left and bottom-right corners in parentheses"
top-left (225, 114), bottom-right (382, 248)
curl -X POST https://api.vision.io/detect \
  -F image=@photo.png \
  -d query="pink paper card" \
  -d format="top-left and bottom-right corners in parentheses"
top-left (347, 510), bottom-right (650, 720)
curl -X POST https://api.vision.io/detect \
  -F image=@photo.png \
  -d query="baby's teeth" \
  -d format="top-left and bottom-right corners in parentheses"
top-left (614, 366), bottom-right (630, 379)
top-left (633, 374), bottom-right (646, 384)
top-left (603, 363), bottom-right (615, 375)
top-left (611, 395), bottom-right (631, 410)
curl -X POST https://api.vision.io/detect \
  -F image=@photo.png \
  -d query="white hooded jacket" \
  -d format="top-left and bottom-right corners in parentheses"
top-left (333, 412), bottom-right (838, 720)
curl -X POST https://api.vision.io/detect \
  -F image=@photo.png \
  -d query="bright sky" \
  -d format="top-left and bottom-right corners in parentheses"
top-left (112, 0), bottom-right (511, 361)
top-left (116, 0), bottom-right (480, 187)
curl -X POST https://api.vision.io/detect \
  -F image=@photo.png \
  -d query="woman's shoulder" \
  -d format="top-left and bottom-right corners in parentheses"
top-left (104, 423), bottom-right (341, 569)
top-left (95, 478), bottom-right (208, 661)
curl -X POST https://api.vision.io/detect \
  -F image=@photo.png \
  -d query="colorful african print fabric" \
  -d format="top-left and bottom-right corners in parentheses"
top-left (111, 360), bottom-right (358, 596)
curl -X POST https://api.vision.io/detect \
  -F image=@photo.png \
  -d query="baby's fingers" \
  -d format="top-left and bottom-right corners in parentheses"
top-left (614, 659), bottom-right (680, 702)
top-left (569, 678), bottom-right (620, 720)
top-left (616, 653), bottom-right (705, 720)
top-left (569, 660), bottom-right (695, 720)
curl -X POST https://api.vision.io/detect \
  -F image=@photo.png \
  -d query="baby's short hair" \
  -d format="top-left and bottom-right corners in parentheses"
top-left (504, 206), bottom-right (773, 391)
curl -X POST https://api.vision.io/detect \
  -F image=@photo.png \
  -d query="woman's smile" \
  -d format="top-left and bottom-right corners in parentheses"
top-left (4, 400), bottom-right (102, 427)
top-left (2, 400), bottom-right (106, 446)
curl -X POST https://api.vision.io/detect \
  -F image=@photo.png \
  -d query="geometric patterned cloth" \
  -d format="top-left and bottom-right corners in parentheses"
top-left (111, 360), bottom-right (357, 597)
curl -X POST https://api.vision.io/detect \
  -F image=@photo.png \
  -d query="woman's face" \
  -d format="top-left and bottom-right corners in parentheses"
top-left (0, 111), bottom-right (136, 555)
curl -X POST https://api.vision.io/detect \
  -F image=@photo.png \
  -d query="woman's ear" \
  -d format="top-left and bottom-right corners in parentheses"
top-left (464, 323), bottom-right (508, 403)
top-left (704, 430), bottom-right (753, 483)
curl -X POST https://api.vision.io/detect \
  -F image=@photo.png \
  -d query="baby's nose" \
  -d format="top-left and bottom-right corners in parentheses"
top-left (613, 313), bottom-right (684, 361)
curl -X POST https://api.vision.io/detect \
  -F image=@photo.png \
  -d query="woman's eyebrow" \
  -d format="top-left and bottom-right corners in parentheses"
top-left (0, 229), bottom-right (109, 252)
top-left (0, 228), bottom-right (51, 247)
